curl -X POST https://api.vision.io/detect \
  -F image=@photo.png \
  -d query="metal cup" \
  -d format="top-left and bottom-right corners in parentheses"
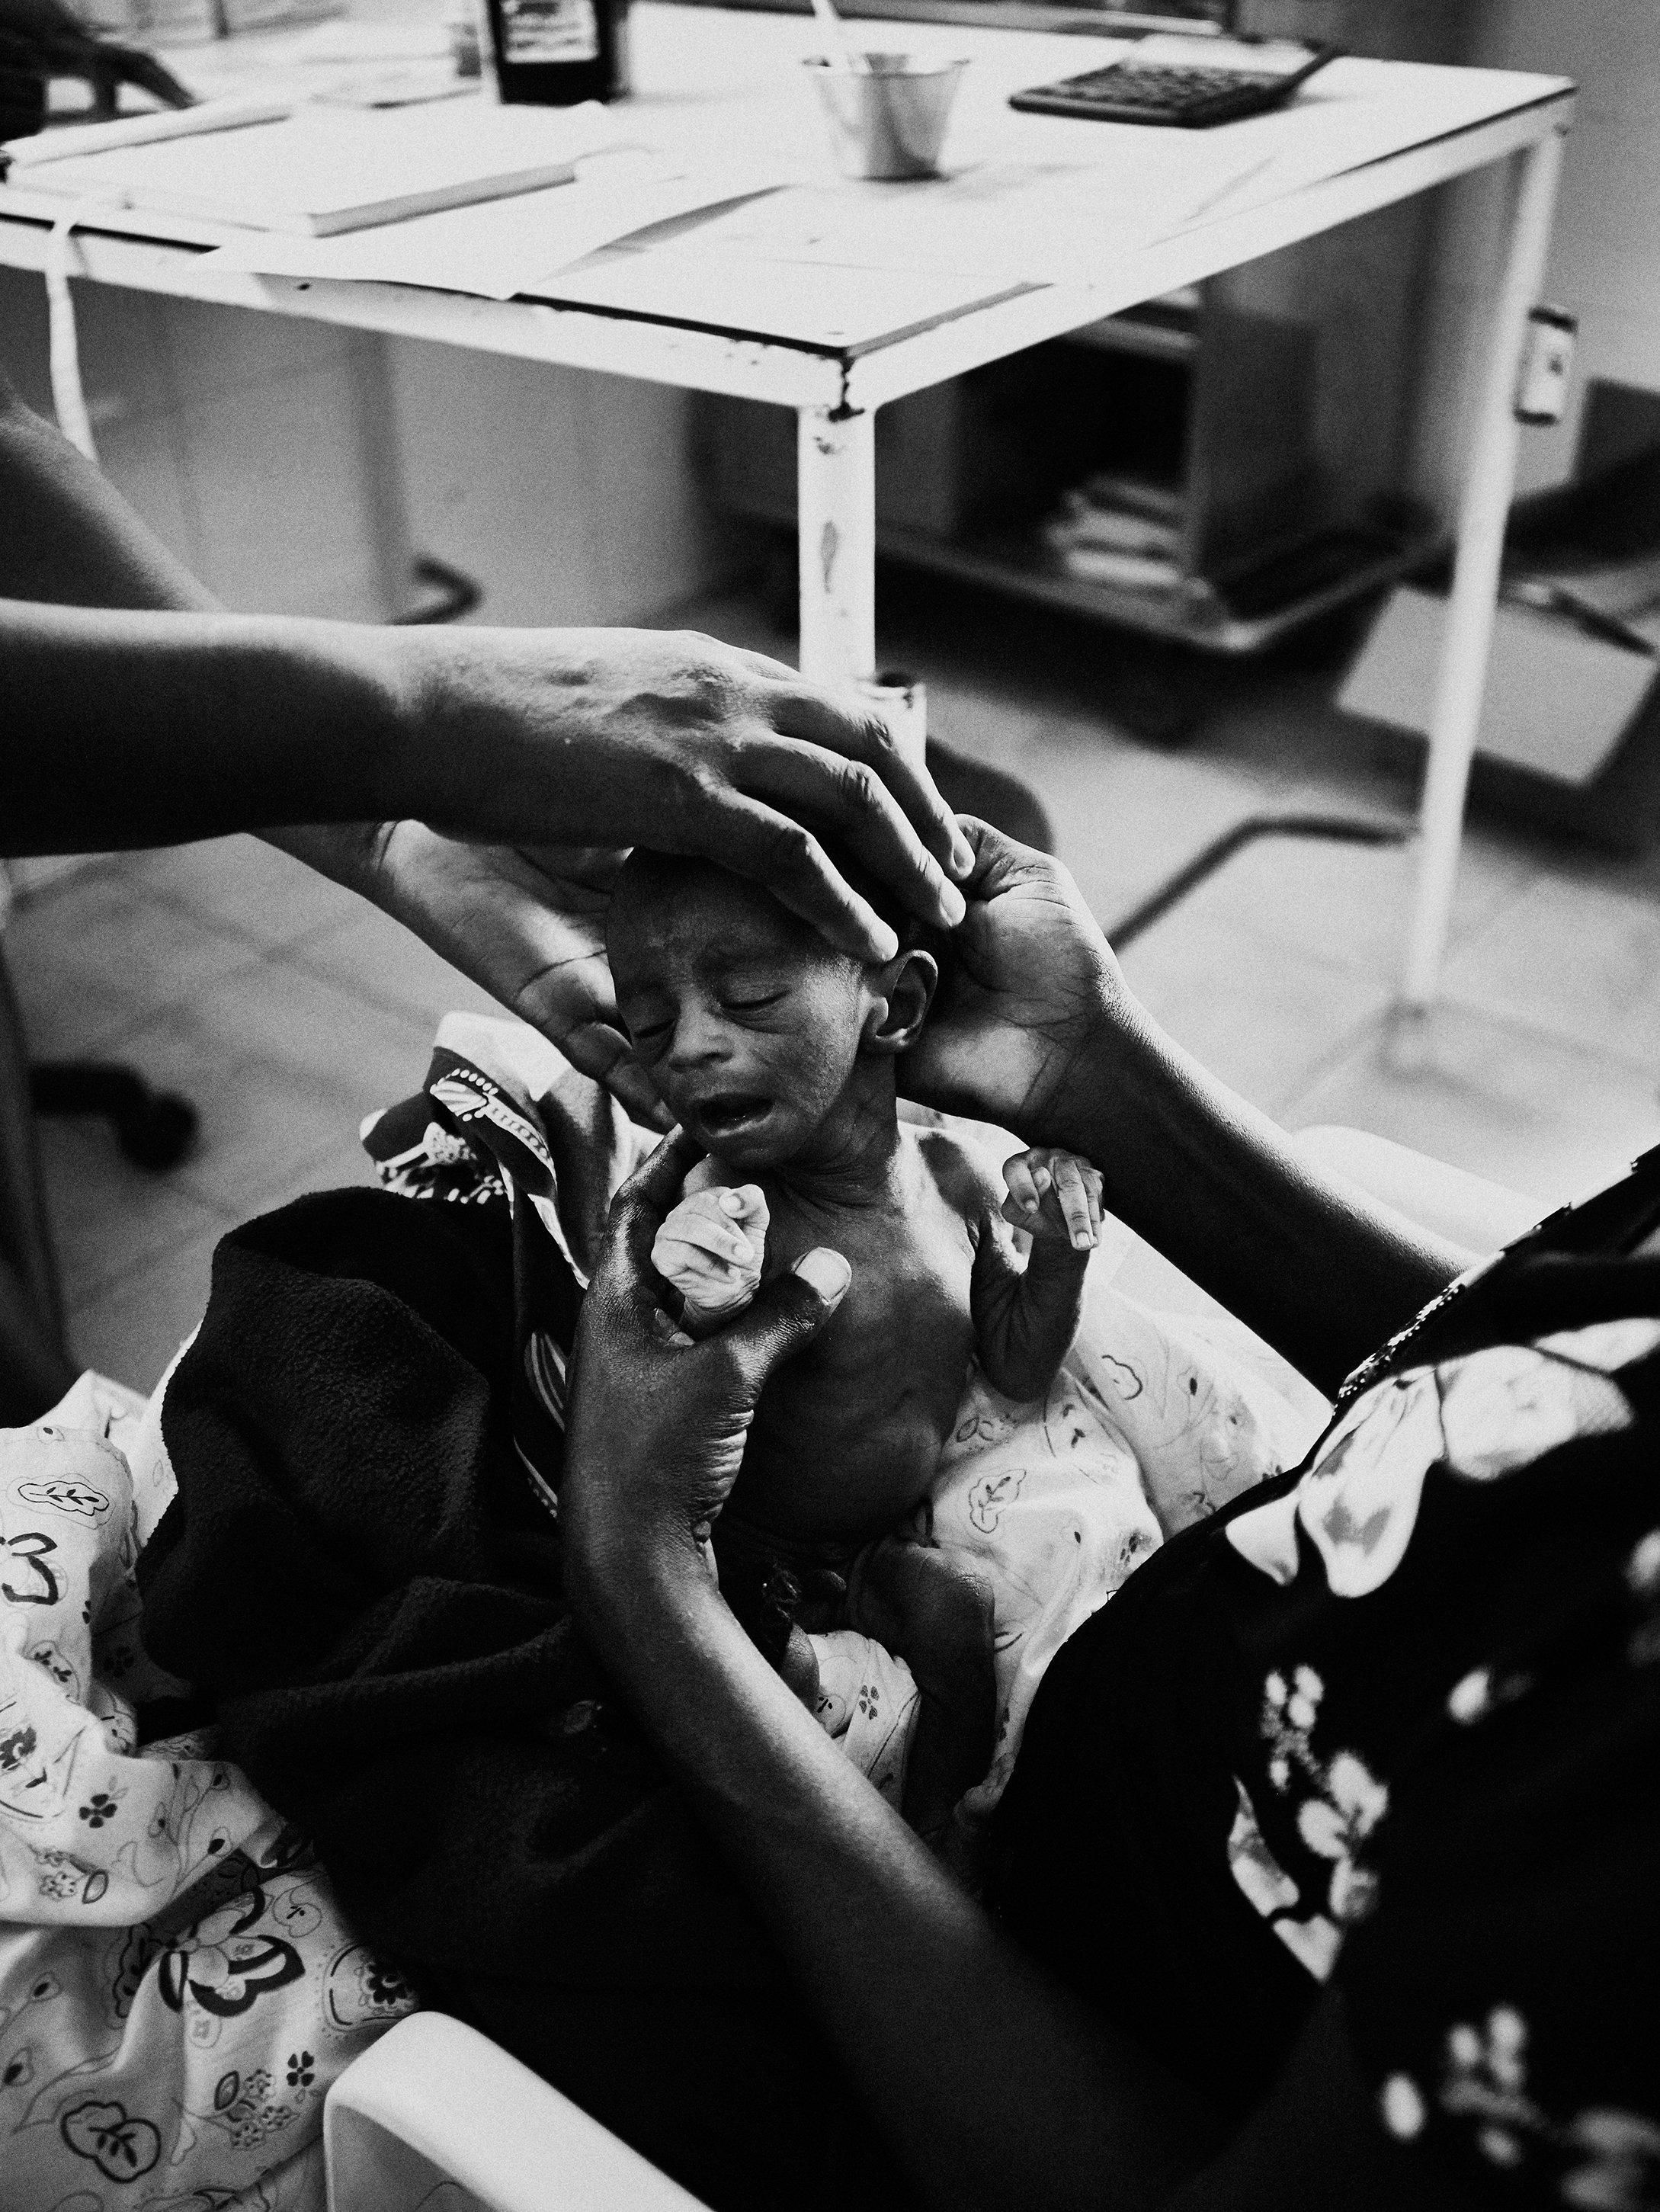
top-left (804, 53), bottom-right (967, 182)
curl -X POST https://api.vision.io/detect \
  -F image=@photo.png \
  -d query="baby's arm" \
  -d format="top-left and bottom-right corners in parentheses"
top-left (971, 1147), bottom-right (1104, 1403)
top-left (651, 1180), bottom-right (768, 1338)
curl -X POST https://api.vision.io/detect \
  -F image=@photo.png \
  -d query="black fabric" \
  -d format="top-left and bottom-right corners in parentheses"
top-left (984, 1463), bottom-right (1320, 2121)
top-left (138, 1029), bottom-right (1660, 2210)
top-left (989, 1154), bottom-right (1660, 2204)
top-left (139, 1185), bottom-right (910, 2212)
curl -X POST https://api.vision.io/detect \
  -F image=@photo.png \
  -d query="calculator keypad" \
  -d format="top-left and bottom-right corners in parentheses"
top-left (1011, 56), bottom-right (1318, 127)
top-left (1063, 65), bottom-right (1283, 105)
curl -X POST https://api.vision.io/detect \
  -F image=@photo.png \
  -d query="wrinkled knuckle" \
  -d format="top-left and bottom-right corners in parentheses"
top-left (840, 759), bottom-right (883, 816)
top-left (675, 637), bottom-right (740, 715)
top-left (646, 747), bottom-right (704, 815)
top-left (767, 817), bottom-right (817, 877)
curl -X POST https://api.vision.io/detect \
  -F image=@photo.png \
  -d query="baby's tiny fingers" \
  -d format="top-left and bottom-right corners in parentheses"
top-left (1054, 1156), bottom-right (1098, 1250)
top-left (670, 1210), bottom-right (756, 1268)
top-left (654, 1236), bottom-right (747, 1287)
top-left (1003, 1153), bottom-right (1043, 1216)
top-left (729, 1182), bottom-right (769, 1228)
top-left (1078, 1163), bottom-right (1104, 1239)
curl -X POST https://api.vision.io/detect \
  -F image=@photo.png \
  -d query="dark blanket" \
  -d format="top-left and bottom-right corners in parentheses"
top-left (138, 1185), bottom-right (909, 2210)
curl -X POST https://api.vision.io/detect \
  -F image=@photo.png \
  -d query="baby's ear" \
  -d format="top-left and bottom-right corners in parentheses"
top-left (862, 948), bottom-right (938, 1056)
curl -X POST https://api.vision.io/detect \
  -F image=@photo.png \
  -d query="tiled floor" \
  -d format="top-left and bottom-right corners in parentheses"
top-left (11, 577), bottom-right (1660, 1393)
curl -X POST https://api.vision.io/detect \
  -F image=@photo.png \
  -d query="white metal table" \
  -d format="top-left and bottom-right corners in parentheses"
top-left (0, 5), bottom-right (1572, 1003)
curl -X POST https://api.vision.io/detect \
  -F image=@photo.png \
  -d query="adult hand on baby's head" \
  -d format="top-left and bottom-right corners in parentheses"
top-left (899, 819), bottom-right (1127, 1149)
top-left (562, 1132), bottom-right (850, 1607)
top-left (350, 824), bottom-right (673, 1130)
top-left (402, 625), bottom-right (972, 965)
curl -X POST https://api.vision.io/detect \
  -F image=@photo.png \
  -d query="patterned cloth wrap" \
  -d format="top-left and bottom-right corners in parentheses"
top-left (0, 1372), bottom-right (418, 2212)
top-left (372, 1014), bottom-right (1327, 1823)
top-left (812, 1269), bottom-right (1323, 1818)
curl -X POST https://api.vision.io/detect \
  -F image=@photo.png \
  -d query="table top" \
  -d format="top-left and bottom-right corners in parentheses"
top-left (0, 5), bottom-right (1572, 409)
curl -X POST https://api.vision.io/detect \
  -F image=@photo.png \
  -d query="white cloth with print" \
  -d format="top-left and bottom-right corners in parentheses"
top-left (812, 1267), bottom-right (1321, 1817)
top-left (1, 1372), bottom-right (418, 2212)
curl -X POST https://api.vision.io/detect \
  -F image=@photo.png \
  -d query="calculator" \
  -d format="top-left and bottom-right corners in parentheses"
top-left (1009, 37), bottom-right (1338, 129)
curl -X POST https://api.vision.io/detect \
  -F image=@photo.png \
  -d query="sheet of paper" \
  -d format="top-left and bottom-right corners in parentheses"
top-left (617, 52), bottom-right (1562, 292)
top-left (203, 149), bottom-right (793, 296)
top-left (1142, 58), bottom-right (1570, 235)
top-left (625, 146), bottom-right (1264, 289)
top-left (2, 95), bottom-right (290, 172)
top-left (284, 20), bottom-right (454, 63)
top-left (19, 98), bottom-right (620, 235)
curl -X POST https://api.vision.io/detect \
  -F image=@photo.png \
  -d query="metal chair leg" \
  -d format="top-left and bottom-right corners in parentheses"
top-left (1107, 814), bottom-right (1412, 953)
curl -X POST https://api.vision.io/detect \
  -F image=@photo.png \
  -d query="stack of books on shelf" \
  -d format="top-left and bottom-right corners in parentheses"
top-left (1041, 473), bottom-right (1184, 595)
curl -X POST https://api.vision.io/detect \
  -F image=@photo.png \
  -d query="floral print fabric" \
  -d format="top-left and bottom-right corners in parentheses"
top-left (992, 1154), bottom-right (1660, 2207)
top-left (2, 1374), bottom-right (418, 2211)
top-left (1205, 1278), bottom-right (1660, 2207)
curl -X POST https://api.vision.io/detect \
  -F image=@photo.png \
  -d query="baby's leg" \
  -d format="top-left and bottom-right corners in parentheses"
top-left (845, 1537), bottom-right (997, 1848)
top-left (709, 1531), bottom-right (824, 1713)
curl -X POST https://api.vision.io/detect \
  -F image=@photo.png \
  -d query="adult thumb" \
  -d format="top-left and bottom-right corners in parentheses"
top-left (719, 1248), bottom-right (851, 1394)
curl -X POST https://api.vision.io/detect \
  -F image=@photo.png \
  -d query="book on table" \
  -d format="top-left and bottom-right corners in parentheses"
top-left (8, 97), bottom-right (615, 236)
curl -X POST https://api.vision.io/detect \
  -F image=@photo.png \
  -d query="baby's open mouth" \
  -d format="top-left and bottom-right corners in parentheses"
top-left (697, 1092), bottom-right (773, 1138)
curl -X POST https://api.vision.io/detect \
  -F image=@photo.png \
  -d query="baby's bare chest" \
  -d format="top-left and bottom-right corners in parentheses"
top-left (738, 1191), bottom-right (981, 1543)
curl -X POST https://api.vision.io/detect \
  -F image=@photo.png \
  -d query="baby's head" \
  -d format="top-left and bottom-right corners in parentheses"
top-left (606, 850), bottom-right (938, 1171)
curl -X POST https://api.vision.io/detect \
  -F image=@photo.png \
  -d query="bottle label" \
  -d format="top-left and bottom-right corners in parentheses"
top-left (500, 0), bottom-right (600, 66)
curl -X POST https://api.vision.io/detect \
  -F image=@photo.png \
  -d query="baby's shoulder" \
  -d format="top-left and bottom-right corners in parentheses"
top-left (908, 1120), bottom-right (1006, 1224)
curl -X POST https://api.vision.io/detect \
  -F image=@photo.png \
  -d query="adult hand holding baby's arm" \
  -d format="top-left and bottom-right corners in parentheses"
top-left (652, 1182), bottom-right (769, 1335)
top-left (563, 1129), bottom-right (849, 1587)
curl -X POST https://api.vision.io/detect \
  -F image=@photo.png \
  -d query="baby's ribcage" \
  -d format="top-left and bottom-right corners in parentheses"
top-left (736, 1238), bottom-right (978, 1547)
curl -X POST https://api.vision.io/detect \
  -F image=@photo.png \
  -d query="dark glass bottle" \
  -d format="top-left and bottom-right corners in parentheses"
top-left (483, 0), bottom-right (627, 105)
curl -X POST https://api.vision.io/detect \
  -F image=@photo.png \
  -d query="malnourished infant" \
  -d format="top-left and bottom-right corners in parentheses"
top-left (606, 848), bottom-right (1106, 1842)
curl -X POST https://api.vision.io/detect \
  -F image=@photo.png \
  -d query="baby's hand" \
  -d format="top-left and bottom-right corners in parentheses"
top-left (651, 1183), bottom-right (768, 1329)
top-left (1001, 1146), bottom-right (1103, 1254)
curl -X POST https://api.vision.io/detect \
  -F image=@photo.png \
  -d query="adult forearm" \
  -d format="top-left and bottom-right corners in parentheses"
top-left (1041, 997), bottom-right (1468, 1397)
top-left (2, 600), bottom-right (414, 856)
top-left (0, 372), bottom-right (216, 614)
top-left (571, 1527), bottom-right (1214, 2212)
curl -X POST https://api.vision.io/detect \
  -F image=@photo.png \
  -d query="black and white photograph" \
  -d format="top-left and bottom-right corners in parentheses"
top-left (1, 2), bottom-right (1655, 2207)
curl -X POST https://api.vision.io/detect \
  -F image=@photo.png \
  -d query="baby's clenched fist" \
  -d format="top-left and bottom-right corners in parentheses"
top-left (652, 1182), bottom-right (769, 1331)
top-left (1000, 1146), bottom-right (1104, 1253)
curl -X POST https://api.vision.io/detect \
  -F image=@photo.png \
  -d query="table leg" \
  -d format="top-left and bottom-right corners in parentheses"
top-left (796, 406), bottom-right (876, 697)
top-left (1401, 127), bottom-right (1565, 1008)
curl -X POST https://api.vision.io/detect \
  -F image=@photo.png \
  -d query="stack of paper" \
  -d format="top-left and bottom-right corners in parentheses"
top-left (1043, 473), bottom-right (1184, 593)
top-left (204, 149), bottom-right (793, 299)
top-left (14, 98), bottom-right (615, 235)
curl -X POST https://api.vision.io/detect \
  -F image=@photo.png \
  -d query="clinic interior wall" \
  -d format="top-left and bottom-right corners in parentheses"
top-left (0, 266), bottom-right (744, 629)
top-left (6, 2), bottom-right (1653, 624)
top-left (1403, 0), bottom-right (1660, 509)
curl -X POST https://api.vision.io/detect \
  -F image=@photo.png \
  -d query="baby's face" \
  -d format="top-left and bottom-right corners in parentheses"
top-left (607, 857), bottom-right (878, 1169)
